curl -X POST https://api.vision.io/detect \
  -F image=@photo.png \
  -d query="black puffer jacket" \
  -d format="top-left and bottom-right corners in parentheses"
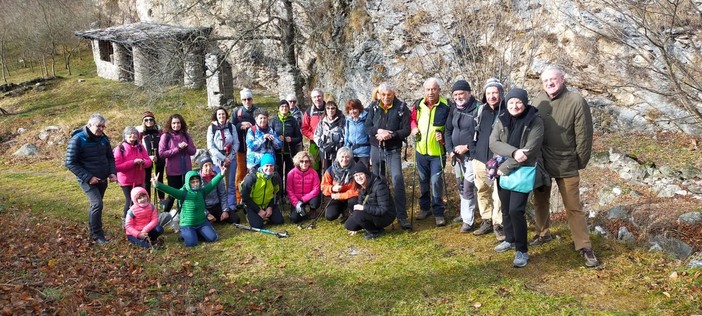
top-left (270, 112), bottom-right (302, 154)
top-left (365, 98), bottom-right (410, 150)
top-left (357, 175), bottom-right (396, 217)
top-left (65, 126), bottom-right (116, 183)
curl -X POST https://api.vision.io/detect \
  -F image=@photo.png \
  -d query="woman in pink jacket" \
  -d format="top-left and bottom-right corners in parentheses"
top-left (125, 187), bottom-right (163, 248)
top-left (158, 114), bottom-right (197, 214)
top-left (114, 126), bottom-right (152, 220)
top-left (286, 151), bottom-right (321, 223)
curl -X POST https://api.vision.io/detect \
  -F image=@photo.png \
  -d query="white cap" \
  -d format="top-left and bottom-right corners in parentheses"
top-left (286, 93), bottom-right (297, 101)
top-left (240, 88), bottom-right (253, 100)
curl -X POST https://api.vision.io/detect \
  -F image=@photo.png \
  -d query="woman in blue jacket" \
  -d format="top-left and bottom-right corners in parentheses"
top-left (344, 99), bottom-right (370, 168)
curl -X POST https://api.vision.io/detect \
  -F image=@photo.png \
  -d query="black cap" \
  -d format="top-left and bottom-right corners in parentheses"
top-left (350, 162), bottom-right (370, 175)
top-left (452, 80), bottom-right (471, 92)
top-left (279, 99), bottom-right (290, 106)
top-left (505, 88), bottom-right (529, 107)
top-left (198, 156), bottom-right (213, 169)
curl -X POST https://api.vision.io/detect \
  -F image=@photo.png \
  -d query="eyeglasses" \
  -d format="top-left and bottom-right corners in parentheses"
top-left (299, 160), bottom-right (311, 164)
top-left (143, 118), bottom-right (154, 122)
top-left (288, 101), bottom-right (297, 104)
top-left (280, 104), bottom-right (289, 107)
top-left (326, 107), bottom-right (336, 110)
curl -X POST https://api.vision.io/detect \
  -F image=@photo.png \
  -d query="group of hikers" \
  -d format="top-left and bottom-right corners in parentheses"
top-left (65, 64), bottom-right (599, 268)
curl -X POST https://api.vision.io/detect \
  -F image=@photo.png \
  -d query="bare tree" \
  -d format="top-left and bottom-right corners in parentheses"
top-left (573, 0), bottom-right (702, 124)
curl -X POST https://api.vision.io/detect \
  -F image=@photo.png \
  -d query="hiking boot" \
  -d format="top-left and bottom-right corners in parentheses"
top-left (494, 241), bottom-right (514, 253)
top-left (339, 212), bottom-right (348, 224)
top-left (580, 248), bottom-right (599, 267)
top-left (94, 237), bottom-right (109, 245)
top-left (473, 220), bottom-right (493, 236)
top-left (435, 216), bottom-right (446, 227)
top-left (397, 218), bottom-right (413, 230)
top-left (416, 210), bottom-right (432, 220)
top-left (459, 222), bottom-right (474, 233)
top-left (452, 216), bottom-right (463, 223)
top-left (513, 251), bottom-right (529, 268)
top-left (529, 234), bottom-right (553, 247)
top-left (364, 229), bottom-right (385, 240)
top-left (494, 225), bottom-right (505, 241)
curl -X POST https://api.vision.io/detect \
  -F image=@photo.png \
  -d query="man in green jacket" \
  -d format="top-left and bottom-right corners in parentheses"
top-left (531, 65), bottom-right (598, 267)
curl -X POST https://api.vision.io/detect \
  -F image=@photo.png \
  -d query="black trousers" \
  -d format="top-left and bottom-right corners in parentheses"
top-left (325, 197), bottom-right (358, 221)
top-left (497, 178), bottom-right (530, 253)
top-left (344, 209), bottom-right (395, 233)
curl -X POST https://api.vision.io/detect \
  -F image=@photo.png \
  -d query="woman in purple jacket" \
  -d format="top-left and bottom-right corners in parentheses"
top-left (158, 114), bottom-right (197, 213)
top-left (114, 126), bottom-right (152, 220)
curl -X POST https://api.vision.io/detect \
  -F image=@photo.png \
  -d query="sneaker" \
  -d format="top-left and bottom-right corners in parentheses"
top-left (459, 222), bottom-right (474, 233)
top-left (513, 251), bottom-right (529, 268)
top-left (529, 234), bottom-right (553, 247)
top-left (94, 237), bottom-right (109, 245)
top-left (473, 220), bottom-right (493, 236)
top-left (580, 248), bottom-right (599, 267)
top-left (452, 216), bottom-right (463, 223)
top-left (494, 225), bottom-right (505, 242)
top-left (435, 216), bottom-right (446, 227)
top-left (494, 241), bottom-right (514, 253)
top-left (364, 229), bottom-right (385, 240)
top-left (397, 218), bottom-right (413, 230)
top-left (416, 210), bottom-right (432, 220)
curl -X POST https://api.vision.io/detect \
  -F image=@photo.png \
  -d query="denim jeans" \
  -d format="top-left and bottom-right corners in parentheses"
top-left (79, 180), bottom-right (108, 240)
top-left (415, 152), bottom-right (445, 217)
top-left (370, 146), bottom-right (407, 220)
top-left (127, 225), bottom-right (164, 248)
top-left (180, 221), bottom-right (218, 247)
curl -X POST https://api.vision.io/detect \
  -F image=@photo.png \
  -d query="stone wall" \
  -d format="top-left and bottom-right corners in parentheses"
top-left (124, 0), bottom-right (702, 134)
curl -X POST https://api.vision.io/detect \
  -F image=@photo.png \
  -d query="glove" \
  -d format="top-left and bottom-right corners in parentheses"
top-left (296, 201), bottom-right (306, 217)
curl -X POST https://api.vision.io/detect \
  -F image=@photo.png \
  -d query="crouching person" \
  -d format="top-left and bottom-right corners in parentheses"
top-left (153, 167), bottom-right (226, 247)
top-left (199, 156), bottom-right (240, 224)
top-left (344, 163), bottom-right (396, 239)
top-left (320, 147), bottom-right (358, 222)
top-left (240, 153), bottom-right (284, 228)
top-left (287, 151), bottom-right (321, 223)
top-left (125, 187), bottom-right (164, 248)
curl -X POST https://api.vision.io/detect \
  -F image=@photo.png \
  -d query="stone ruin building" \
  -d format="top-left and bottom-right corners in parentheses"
top-left (75, 22), bottom-right (235, 108)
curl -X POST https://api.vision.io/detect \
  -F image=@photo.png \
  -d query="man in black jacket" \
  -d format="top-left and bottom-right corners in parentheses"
top-left (365, 82), bottom-right (412, 230)
top-left (65, 114), bottom-right (117, 244)
top-left (445, 80), bottom-right (480, 233)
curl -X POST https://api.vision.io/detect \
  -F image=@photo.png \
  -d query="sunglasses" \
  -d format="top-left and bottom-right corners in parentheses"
top-left (143, 118), bottom-right (155, 122)
top-left (326, 107), bottom-right (337, 110)
top-left (299, 160), bottom-right (311, 164)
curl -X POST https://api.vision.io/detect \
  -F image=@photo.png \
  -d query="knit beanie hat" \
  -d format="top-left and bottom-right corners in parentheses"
top-left (504, 88), bottom-right (529, 106)
top-left (260, 153), bottom-right (275, 167)
top-left (279, 99), bottom-right (290, 107)
top-left (198, 156), bottom-right (213, 170)
top-left (350, 162), bottom-right (370, 175)
top-left (142, 111), bottom-right (155, 120)
top-left (452, 80), bottom-right (471, 92)
top-left (240, 88), bottom-right (253, 100)
top-left (481, 78), bottom-right (505, 104)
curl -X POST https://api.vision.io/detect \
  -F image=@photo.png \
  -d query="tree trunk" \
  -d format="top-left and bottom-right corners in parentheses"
top-left (282, 0), bottom-right (305, 108)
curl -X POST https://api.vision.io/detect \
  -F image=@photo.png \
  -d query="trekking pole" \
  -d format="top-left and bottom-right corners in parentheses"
top-left (439, 144), bottom-right (450, 218)
top-left (233, 223), bottom-right (289, 238)
top-left (410, 138), bottom-right (417, 228)
top-left (304, 197), bottom-right (333, 229)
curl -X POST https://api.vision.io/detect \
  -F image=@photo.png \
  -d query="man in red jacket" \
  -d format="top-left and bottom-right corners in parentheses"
top-left (301, 88), bottom-right (326, 173)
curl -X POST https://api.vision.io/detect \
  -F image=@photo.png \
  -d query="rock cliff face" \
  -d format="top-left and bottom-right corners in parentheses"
top-left (112, 0), bottom-right (701, 135)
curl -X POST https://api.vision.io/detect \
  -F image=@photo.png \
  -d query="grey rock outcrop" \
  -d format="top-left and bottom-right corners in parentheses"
top-left (12, 144), bottom-right (39, 157)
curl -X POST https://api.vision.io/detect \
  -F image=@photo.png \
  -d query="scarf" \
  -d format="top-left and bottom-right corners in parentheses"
top-left (331, 160), bottom-right (354, 185)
